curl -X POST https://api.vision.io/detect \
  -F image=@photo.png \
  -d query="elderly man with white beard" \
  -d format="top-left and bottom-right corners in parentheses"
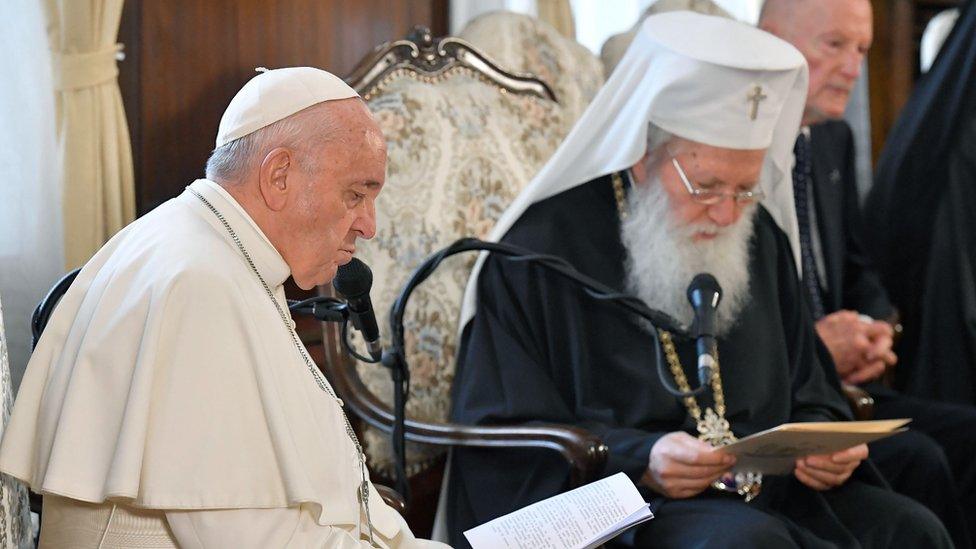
top-left (445, 12), bottom-right (951, 549)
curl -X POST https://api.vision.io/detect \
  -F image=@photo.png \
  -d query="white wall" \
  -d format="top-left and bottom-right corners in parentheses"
top-left (0, 0), bottom-right (63, 392)
top-left (571, 0), bottom-right (763, 54)
top-left (452, 0), bottom-right (764, 52)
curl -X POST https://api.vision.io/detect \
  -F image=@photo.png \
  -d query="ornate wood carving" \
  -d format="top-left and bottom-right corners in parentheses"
top-left (345, 26), bottom-right (557, 102)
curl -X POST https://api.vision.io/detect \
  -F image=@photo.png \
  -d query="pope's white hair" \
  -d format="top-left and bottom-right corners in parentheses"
top-left (205, 102), bottom-right (343, 183)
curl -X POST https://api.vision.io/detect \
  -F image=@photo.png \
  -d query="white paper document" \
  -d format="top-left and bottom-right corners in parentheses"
top-left (463, 472), bottom-right (653, 549)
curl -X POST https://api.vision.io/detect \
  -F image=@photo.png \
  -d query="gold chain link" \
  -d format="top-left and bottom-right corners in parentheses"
top-left (611, 172), bottom-right (628, 221)
top-left (658, 329), bottom-right (726, 419)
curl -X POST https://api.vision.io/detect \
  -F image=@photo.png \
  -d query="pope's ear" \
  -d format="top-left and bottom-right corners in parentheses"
top-left (258, 147), bottom-right (294, 211)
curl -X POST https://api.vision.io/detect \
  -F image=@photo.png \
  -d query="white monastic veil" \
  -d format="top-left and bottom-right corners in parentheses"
top-left (459, 11), bottom-right (808, 330)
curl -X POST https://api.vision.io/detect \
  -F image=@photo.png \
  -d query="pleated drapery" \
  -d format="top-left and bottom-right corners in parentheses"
top-left (44, 0), bottom-right (135, 270)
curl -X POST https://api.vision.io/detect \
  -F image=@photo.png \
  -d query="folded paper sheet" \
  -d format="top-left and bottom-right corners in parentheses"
top-left (715, 419), bottom-right (911, 474)
top-left (464, 472), bottom-right (653, 549)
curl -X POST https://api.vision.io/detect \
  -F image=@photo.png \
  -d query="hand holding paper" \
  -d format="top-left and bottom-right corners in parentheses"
top-left (643, 431), bottom-right (736, 499)
top-left (794, 443), bottom-right (869, 490)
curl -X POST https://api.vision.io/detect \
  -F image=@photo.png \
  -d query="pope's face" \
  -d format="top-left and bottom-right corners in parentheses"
top-left (773, 0), bottom-right (873, 125)
top-left (654, 141), bottom-right (766, 241)
top-left (285, 107), bottom-right (386, 289)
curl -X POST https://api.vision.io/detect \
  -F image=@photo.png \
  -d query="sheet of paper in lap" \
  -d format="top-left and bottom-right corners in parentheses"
top-left (463, 472), bottom-right (653, 549)
top-left (715, 419), bottom-right (911, 474)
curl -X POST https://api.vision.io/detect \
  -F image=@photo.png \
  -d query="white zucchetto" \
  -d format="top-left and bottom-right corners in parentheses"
top-left (215, 66), bottom-right (359, 148)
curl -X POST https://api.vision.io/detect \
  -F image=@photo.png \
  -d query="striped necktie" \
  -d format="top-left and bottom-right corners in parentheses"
top-left (792, 133), bottom-right (826, 319)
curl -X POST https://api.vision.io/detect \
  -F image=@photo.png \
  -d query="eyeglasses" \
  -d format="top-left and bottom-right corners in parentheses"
top-left (670, 154), bottom-right (765, 206)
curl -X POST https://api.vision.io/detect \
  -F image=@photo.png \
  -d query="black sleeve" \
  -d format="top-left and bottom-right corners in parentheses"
top-left (452, 253), bottom-right (664, 484)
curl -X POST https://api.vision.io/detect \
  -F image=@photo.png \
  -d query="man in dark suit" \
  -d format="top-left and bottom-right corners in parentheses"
top-left (762, 1), bottom-right (976, 547)
top-left (805, 121), bottom-right (897, 382)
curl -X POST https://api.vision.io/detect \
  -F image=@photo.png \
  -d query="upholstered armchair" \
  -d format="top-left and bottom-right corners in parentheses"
top-left (0, 295), bottom-right (33, 547)
top-left (321, 27), bottom-right (608, 526)
top-left (458, 10), bottom-right (604, 138)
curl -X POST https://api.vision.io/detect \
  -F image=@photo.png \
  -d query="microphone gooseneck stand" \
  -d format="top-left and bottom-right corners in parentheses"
top-left (288, 296), bottom-right (381, 365)
top-left (290, 286), bottom-right (411, 499)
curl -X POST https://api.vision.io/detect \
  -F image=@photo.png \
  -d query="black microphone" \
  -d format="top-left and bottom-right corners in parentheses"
top-left (333, 258), bottom-right (383, 362)
top-left (687, 273), bottom-right (722, 389)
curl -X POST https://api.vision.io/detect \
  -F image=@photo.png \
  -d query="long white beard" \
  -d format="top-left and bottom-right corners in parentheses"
top-left (620, 180), bottom-right (756, 336)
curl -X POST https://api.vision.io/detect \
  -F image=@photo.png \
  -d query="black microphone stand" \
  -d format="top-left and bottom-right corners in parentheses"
top-left (288, 296), bottom-right (382, 365)
top-left (289, 296), bottom-right (347, 322)
top-left (380, 237), bottom-right (704, 503)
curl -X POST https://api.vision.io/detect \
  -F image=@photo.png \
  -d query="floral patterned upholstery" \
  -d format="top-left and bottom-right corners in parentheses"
top-left (0, 297), bottom-right (33, 547)
top-left (458, 11), bottom-right (605, 138)
top-left (355, 66), bottom-right (566, 476)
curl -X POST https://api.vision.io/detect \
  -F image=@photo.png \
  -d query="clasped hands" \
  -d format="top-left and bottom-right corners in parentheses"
top-left (816, 310), bottom-right (897, 384)
top-left (641, 432), bottom-right (867, 498)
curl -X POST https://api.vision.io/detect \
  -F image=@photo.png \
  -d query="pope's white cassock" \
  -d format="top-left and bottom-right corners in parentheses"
top-left (0, 68), bottom-right (445, 547)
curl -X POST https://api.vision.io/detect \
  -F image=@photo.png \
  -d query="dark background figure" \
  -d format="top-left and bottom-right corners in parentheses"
top-left (865, 1), bottom-right (976, 406)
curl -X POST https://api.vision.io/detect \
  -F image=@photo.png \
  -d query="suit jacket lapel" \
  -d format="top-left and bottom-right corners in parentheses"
top-left (809, 126), bottom-right (846, 313)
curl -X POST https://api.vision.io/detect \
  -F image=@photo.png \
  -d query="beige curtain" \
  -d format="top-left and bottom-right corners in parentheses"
top-left (44, 0), bottom-right (135, 270)
top-left (537, 0), bottom-right (575, 40)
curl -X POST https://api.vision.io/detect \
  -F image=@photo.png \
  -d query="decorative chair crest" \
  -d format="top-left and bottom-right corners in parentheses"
top-left (346, 26), bottom-right (556, 102)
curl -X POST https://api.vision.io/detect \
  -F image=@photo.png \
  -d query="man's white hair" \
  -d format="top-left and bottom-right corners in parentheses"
top-left (621, 125), bottom-right (756, 334)
top-left (205, 102), bottom-right (342, 183)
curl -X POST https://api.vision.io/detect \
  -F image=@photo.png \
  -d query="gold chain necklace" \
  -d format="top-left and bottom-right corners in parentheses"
top-left (612, 172), bottom-right (761, 501)
top-left (657, 330), bottom-right (735, 447)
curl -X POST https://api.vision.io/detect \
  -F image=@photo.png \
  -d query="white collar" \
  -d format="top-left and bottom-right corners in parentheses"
top-left (187, 179), bottom-right (292, 288)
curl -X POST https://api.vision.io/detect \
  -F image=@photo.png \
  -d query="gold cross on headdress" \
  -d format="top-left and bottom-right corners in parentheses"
top-left (747, 85), bottom-right (767, 120)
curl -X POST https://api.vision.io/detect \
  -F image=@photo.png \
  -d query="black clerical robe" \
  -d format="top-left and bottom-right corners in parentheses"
top-left (447, 174), bottom-right (951, 548)
top-left (865, 4), bottom-right (976, 405)
top-left (810, 119), bottom-right (975, 549)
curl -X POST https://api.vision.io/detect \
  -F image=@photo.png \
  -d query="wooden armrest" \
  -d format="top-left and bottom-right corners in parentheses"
top-left (375, 485), bottom-right (407, 515)
top-left (841, 383), bottom-right (875, 421)
top-left (392, 421), bottom-right (609, 488)
top-left (320, 347), bottom-right (608, 487)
